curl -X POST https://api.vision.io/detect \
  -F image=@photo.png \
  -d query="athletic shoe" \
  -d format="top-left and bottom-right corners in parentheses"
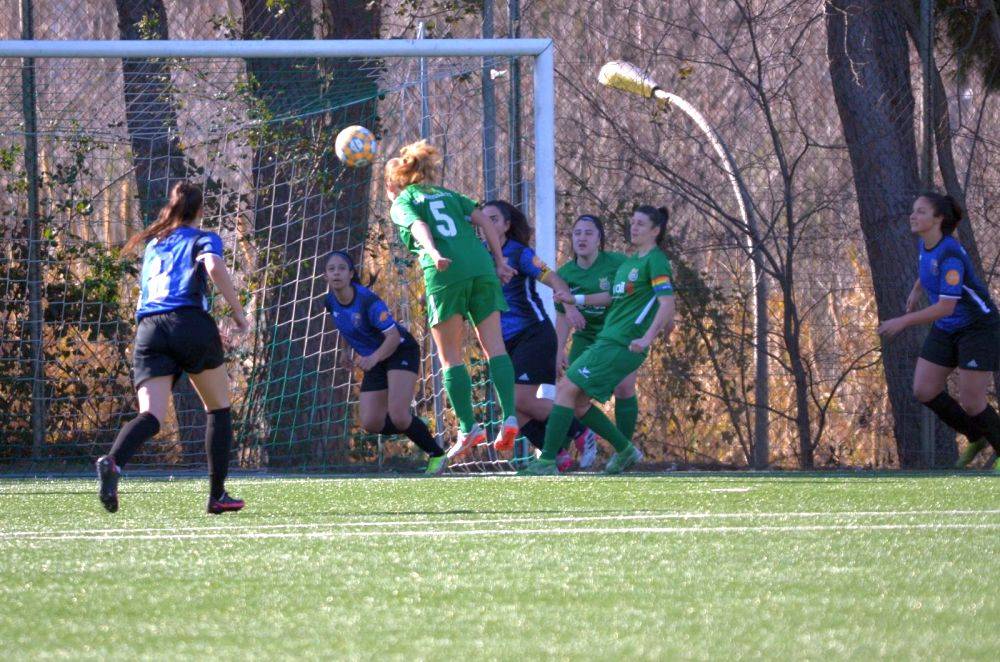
top-left (604, 445), bottom-right (643, 475)
top-left (425, 454), bottom-right (448, 476)
top-left (574, 428), bottom-right (598, 469)
top-left (555, 449), bottom-right (574, 472)
top-left (955, 439), bottom-right (987, 468)
top-left (95, 455), bottom-right (120, 513)
top-left (207, 491), bottom-right (245, 515)
top-left (447, 424), bottom-right (486, 460)
top-left (517, 458), bottom-right (559, 476)
top-left (493, 416), bottom-right (520, 453)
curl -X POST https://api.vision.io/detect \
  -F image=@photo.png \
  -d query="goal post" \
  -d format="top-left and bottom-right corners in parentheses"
top-left (0, 38), bottom-right (556, 473)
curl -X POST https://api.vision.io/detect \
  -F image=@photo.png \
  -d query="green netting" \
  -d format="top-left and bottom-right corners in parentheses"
top-left (0, 51), bottom-right (536, 473)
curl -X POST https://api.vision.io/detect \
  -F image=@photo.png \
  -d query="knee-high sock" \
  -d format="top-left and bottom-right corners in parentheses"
top-left (521, 419), bottom-right (546, 450)
top-left (540, 405), bottom-right (575, 461)
top-left (615, 395), bottom-right (639, 440)
top-left (524, 417), bottom-right (586, 452)
top-left (442, 365), bottom-right (476, 433)
top-left (108, 412), bottom-right (160, 468)
top-left (206, 408), bottom-right (233, 500)
top-left (487, 355), bottom-right (517, 420)
top-left (967, 404), bottom-right (1000, 454)
top-left (581, 406), bottom-right (632, 453)
top-left (393, 415), bottom-right (444, 457)
top-left (923, 392), bottom-right (979, 440)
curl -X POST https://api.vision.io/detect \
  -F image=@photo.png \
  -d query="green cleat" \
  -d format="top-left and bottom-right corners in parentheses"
top-left (604, 445), bottom-right (643, 475)
top-left (955, 439), bottom-right (987, 469)
top-left (425, 455), bottom-right (448, 476)
top-left (517, 458), bottom-right (559, 476)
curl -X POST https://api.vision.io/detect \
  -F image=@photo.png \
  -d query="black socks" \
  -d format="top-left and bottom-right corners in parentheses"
top-left (108, 412), bottom-right (161, 467)
top-left (382, 414), bottom-right (444, 457)
top-left (207, 407), bottom-right (233, 500)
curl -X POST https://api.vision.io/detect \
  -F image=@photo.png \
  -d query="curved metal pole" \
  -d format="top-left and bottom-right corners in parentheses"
top-left (653, 89), bottom-right (770, 468)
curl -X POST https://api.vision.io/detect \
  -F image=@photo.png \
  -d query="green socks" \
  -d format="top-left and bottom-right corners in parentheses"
top-left (541, 405), bottom-right (575, 461)
top-left (488, 354), bottom-right (517, 421)
top-left (615, 395), bottom-right (639, 440)
top-left (442, 365), bottom-right (476, 433)
top-left (581, 405), bottom-right (632, 453)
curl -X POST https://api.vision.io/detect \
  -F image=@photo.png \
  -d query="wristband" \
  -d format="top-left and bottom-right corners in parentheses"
top-left (574, 294), bottom-right (586, 306)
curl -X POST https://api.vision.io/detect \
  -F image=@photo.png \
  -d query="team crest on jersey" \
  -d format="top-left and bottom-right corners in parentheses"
top-left (379, 310), bottom-right (389, 322)
top-left (945, 269), bottom-right (960, 286)
top-left (532, 255), bottom-right (547, 270)
top-left (599, 277), bottom-right (610, 291)
top-left (352, 312), bottom-right (363, 328)
top-left (628, 268), bottom-right (639, 282)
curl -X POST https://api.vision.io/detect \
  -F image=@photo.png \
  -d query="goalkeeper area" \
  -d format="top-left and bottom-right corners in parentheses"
top-left (2, 473), bottom-right (998, 658)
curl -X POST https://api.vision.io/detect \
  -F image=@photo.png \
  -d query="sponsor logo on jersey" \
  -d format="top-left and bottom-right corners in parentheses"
top-left (613, 282), bottom-right (626, 296)
top-left (967, 359), bottom-right (979, 368)
top-left (628, 268), bottom-right (639, 282)
top-left (599, 277), bottom-right (610, 291)
top-left (945, 269), bottom-right (960, 286)
top-left (352, 312), bottom-right (363, 328)
top-left (930, 259), bottom-right (938, 275)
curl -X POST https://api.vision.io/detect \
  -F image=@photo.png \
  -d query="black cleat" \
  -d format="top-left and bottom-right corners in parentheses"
top-left (96, 455), bottom-right (120, 513)
top-left (207, 491), bottom-right (245, 515)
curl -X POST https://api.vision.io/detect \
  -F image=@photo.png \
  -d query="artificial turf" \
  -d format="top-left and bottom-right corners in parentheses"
top-left (1, 472), bottom-right (997, 659)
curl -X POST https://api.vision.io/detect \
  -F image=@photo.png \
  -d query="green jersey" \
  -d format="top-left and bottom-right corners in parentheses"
top-left (556, 251), bottom-right (628, 341)
top-left (598, 248), bottom-right (674, 347)
top-left (390, 184), bottom-right (495, 293)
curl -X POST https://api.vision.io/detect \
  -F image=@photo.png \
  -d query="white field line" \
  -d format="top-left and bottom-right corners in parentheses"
top-left (3, 509), bottom-right (1000, 540)
top-left (5, 522), bottom-right (1000, 542)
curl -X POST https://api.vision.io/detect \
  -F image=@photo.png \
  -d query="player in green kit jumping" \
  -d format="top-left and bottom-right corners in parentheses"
top-left (520, 205), bottom-right (676, 475)
top-left (385, 140), bottom-right (519, 460)
top-left (555, 214), bottom-right (637, 468)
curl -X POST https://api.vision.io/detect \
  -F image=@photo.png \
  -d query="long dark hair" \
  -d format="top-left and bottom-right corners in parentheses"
top-left (634, 204), bottom-right (670, 246)
top-left (324, 250), bottom-right (362, 285)
top-left (919, 191), bottom-right (964, 236)
top-left (572, 214), bottom-right (606, 256)
top-left (483, 199), bottom-right (532, 245)
top-left (125, 181), bottom-right (203, 254)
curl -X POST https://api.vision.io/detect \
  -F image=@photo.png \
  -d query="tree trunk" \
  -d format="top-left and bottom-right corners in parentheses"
top-left (240, 0), bottom-right (378, 466)
top-left (115, 0), bottom-right (205, 465)
top-left (825, 0), bottom-right (953, 467)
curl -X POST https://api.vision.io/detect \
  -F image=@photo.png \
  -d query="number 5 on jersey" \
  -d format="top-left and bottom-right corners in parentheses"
top-left (430, 200), bottom-right (458, 237)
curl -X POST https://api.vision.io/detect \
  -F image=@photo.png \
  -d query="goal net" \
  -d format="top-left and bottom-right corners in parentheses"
top-left (0, 39), bottom-right (554, 474)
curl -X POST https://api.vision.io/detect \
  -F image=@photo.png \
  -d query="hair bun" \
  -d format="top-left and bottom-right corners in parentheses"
top-left (658, 206), bottom-right (670, 222)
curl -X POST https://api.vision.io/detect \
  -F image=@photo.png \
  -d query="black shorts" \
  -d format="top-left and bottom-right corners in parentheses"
top-left (360, 341), bottom-right (421, 392)
top-left (504, 321), bottom-right (557, 386)
top-left (920, 318), bottom-right (1000, 372)
top-left (133, 308), bottom-right (225, 387)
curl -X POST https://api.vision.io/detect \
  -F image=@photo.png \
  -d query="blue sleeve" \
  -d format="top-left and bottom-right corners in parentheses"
top-left (194, 231), bottom-right (224, 259)
top-left (517, 246), bottom-right (550, 280)
top-left (938, 255), bottom-right (964, 298)
top-left (366, 294), bottom-right (396, 332)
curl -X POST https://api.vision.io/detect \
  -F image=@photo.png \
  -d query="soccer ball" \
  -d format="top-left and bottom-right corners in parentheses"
top-left (334, 125), bottom-right (377, 167)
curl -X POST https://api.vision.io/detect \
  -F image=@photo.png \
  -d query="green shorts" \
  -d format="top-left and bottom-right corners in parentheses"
top-left (426, 274), bottom-right (508, 328)
top-left (566, 338), bottom-right (645, 403)
top-left (568, 334), bottom-right (596, 364)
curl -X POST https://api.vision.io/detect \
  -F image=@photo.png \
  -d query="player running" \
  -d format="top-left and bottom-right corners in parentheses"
top-left (481, 200), bottom-right (596, 470)
top-left (520, 205), bottom-right (676, 476)
top-left (554, 214), bottom-right (638, 468)
top-left (96, 182), bottom-right (247, 514)
top-left (385, 140), bottom-right (518, 460)
top-left (322, 251), bottom-right (448, 475)
top-left (877, 192), bottom-right (1000, 468)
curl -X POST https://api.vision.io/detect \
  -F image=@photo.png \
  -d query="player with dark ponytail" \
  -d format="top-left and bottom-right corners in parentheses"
top-left (97, 181), bottom-right (248, 514)
top-left (520, 204), bottom-right (676, 475)
top-left (322, 251), bottom-right (448, 475)
top-left (877, 192), bottom-right (1000, 468)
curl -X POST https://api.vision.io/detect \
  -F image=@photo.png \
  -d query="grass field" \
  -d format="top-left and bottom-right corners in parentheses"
top-left (1, 472), bottom-right (998, 659)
